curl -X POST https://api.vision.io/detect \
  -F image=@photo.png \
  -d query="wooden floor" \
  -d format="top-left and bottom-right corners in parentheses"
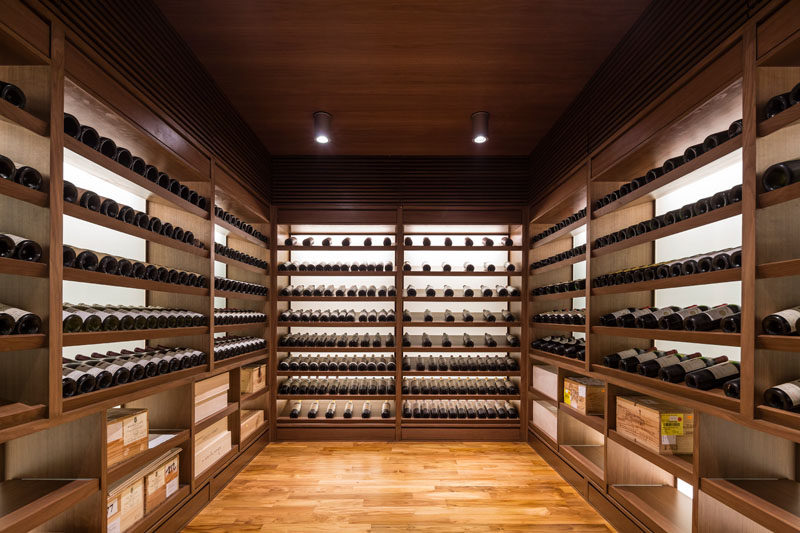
top-left (184, 442), bottom-right (615, 532)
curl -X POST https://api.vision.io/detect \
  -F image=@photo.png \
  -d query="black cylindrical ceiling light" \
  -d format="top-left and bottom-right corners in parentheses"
top-left (471, 111), bottom-right (489, 143)
top-left (313, 111), bottom-right (331, 144)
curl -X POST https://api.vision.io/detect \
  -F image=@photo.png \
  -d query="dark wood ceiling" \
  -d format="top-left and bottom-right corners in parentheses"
top-left (155, 1), bottom-right (649, 156)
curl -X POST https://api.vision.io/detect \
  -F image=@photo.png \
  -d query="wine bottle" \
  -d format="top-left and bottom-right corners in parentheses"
top-left (289, 400), bottom-right (302, 418)
top-left (381, 400), bottom-right (391, 418)
top-left (361, 401), bottom-right (372, 419)
top-left (657, 305), bottom-right (709, 330)
top-left (721, 312), bottom-right (741, 333)
top-left (765, 91), bottom-right (792, 119)
top-left (638, 352), bottom-right (700, 378)
top-left (764, 379), bottom-right (800, 411)
top-left (723, 378), bottom-right (741, 399)
top-left (762, 306), bottom-right (800, 335)
top-left (762, 160), bottom-right (800, 191)
top-left (463, 261), bottom-right (475, 272)
top-left (686, 361), bottom-right (740, 390)
top-left (0, 81), bottom-right (25, 108)
top-left (0, 233), bottom-right (42, 262)
top-left (602, 347), bottom-right (645, 368)
top-left (599, 308), bottom-right (635, 327)
top-left (684, 304), bottom-right (740, 331)
top-left (616, 307), bottom-right (657, 328)
top-left (302, 237), bottom-right (314, 246)
top-left (636, 306), bottom-right (680, 328)
top-left (325, 400), bottom-right (337, 418)
top-left (618, 349), bottom-right (676, 373)
top-left (0, 304), bottom-right (42, 335)
top-left (482, 237), bottom-right (494, 247)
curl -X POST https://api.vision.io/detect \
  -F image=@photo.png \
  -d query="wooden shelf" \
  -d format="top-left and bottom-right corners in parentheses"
top-left (240, 387), bottom-right (268, 403)
top-left (195, 402), bottom-right (238, 434)
top-left (213, 349), bottom-right (268, 371)
top-left (215, 217), bottom-right (268, 248)
top-left (531, 219), bottom-right (587, 248)
top-left (530, 289), bottom-right (585, 302)
top-left (281, 270), bottom-right (395, 276)
top-left (277, 395), bottom-right (395, 401)
top-left (755, 404), bottom-right (800, 430)
top-left (279, 321), bottom-right (397, 328)
top-left (64, 137), bottom-right (209, 218)
top-left (107, 429), bottom-right (190, 485)
top-left (64, 267), bottom-right (209, 295)
top-left (278, 245), bottom-right (394, 251)
top-left (757, 258), bottom-right (800, 279)
top-left (403, 395), bottom-right (519, 401)
top-left (0, 176), bottom-right (48, 208)
top-left (592, 201), bottom-right (742, 259)
top-left (404, 246), bottom-right (521, 251)
top-left (592, 138), bottom-right (742, 218)
top-left (0, 257), bottom-right (47, 278)
top-left (756, 334), bottom-right (800, 352)
top-left (276, 345), bottom-right (395, 353)
top-left (214, 322), bottom-right (267, 333)
top-left (214, 289), bottom-right (267, 301)
top-left (127, 484), bottom-right (191, 533)
top-left (608, 429), bottom-right (693, 481)
top-left (591, 325), bottom-right (740, 346)
top-left (0, 333), bottom-right (46, 352)
top-left (530, 253), bottom-right (586, 274)
top-left (559, 444), bottom-right (604, 486)
top-left (592, 268), bottom-right (741, 295)
top-left (404, 370), bottom-right (521, 377)
top-left (403, 270), bottom-right (522, 277)
top-left (215, 254), bottom-right (268, 274)
top-left (405, 295), bottom-right (522, 302)
top-left (402, 339), bottom-right (522, 352)
top-left (62, 325), bottom-right (208, 346)
top-left (277, 370), bottom-right (395, 377)
top-left (64, 203), bottom-right (210, 258)
top-left (0, 401), bottom-right (46, 429)
top-left (559, 402), bottom-right (605, 433)
top-left (530, 322), bottom-right (586, 332)
top-left (528, 348), bottom-right (585, 370)
top-left (277, 417), bottom-right (396, 425)
top-left (701, 478), bottom-right (800, 533)
top-left (609, 484), bottom-right (692, 533)
top-left (278, 296), bottom-right (395, 302)
top-left (0, 97), bottom-right (48, 136)
top-left (401, 418), bottom-right (520, 426)
top-left (758, 102), bottom-right (800, 137)
top-left (0, 478), bottom-right (98, 533)
top-left (404, 321), bottom-right (521, 328)
top-left (758, 180), bottom-right (800, 210)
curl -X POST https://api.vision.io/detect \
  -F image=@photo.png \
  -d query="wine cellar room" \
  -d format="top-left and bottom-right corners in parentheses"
top-left (1, 0), bottom-right (800, 532)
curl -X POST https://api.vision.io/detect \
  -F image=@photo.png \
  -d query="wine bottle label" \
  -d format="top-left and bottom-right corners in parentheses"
top-left (630, 308), bottom-right (654, 318)
top-left (63, 369), bottom-right (84, 380)
top-left (98, 363), bottom-right (121, 373)
top-left (634, 351), bottom-right (659, 363)
top-left (650, 308), bottom-right (679, 320)
top-left (704, 305), bottom-right (736, 320)
top-left (0, 305), bottom-right (31, 320)
top-left (771, 307), bottom-right (800, 332)
top-left (78, 365), bottom-right (104, 377)
top-left (608, 309), bottom-right (633, 319)
top-left (708, 363), bottom-right (738, 379)
top-left (654, 354), bottom-right (682, 368)
top-left (618, 349), bottom-right (643, 360)
top-left (674, 306), bottom-right (703, 319)
top-left (4, 234), bottom-right (29, 245)
top-left (774, 381), bottom-right (800, 405)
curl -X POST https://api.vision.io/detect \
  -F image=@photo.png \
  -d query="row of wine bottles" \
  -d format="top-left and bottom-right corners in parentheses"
top-left (214, 242), bottom-right (267, 269)
top-left (406, 285), bottom-right (520, 297)
top-left (279, 354), bottom-right (396, 372)
top-left (0, 303), bottom-right (42, 335)
top-left (288, 399), bottom-right (390, 419)
top-left (403, 400), bottom-right (518, 419)
top-left (214, 276), bottom-right (268, 296)
top-left (403, 261), bottom-right (517, 273)
top-left (402, 377), bottom-right (518, 395)
top-left (593, 119), bottom-right (742, 212)
top-left (530, 244), bottom-right (586, 270)
top-left (405, 309), bottom-right (516, 322)
top-left (532, 309), bottom-right (585, 325)
top-left (594, 185), bottom-right (742, 249)
top-left (280, 284), bottom-right (396, 297)
top-left (278, 260), bottom-right (393, 272)
top-left (531, 279), bottom-right (586, 296)
top-left (764, 81), bottom-right (800, 119)
top-left (405, 332), bottom-right (520, 348)
top-left (530, 336), bottom-right (585, 360)
top-left (214, 206), bottom-right (267, 243)
top-left (0, 232), bottom-right (42, 262)
top-left (285, 236), bottom-right (392, 247)
top-left (404, 236), bottom-right (514, 247)
top-left (0, 153), bottom-right (43, 191)
top-left (0, 80), bottom-right (26, 109)
top-left (402, 355), bottom-right (519, 372)
top-left (279, 332), bottom-right (395, 348)
top-left (62, 346), bottom-right (207, 397)
top-left (762, 159), bottom-right (800, 192)
top-left (279, 308), bottom-right (395, 322)
top-left (64, 245), bottom-right (208, 287)
top-left (65, 181), bottom-right (204, 249)
top-left (593, 247), bottom-right (741, 287)
top-left (600, 304), bottom-right (740, 331)
top-left (63, 304), bottom-right (206, 333)
top-left (279, 377), bottom-right (395, 395)
top-left (214, 308), bottom-right (267, 325)
top-left (64, 113), bottom-right (210, 211)
top-left (530, 208), bottom-right (587, 245)
top-left (213, 336), bottom-right (266, 361)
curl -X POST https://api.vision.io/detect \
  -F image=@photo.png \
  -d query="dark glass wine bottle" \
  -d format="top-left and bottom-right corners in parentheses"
top-left (764, 379), bottom-right (800, 411)
top-left (685, 361), bottom-right (740, 390)
top-left (762, 306), bottom-right (800, 335)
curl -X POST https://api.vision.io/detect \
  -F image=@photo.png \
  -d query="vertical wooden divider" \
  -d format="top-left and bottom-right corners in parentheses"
top-left (395, 207), bottom-right (403, 439)
top-left (269, 205), bottom-right (278, 441)
top-left (520, 210), bottom-right (530, 441)
top-left (207, 161), bottom-right (217, 374)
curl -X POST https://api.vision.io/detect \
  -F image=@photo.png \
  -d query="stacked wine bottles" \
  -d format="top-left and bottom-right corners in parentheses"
top-left (214, 206), bottom-right (267, 243)
top-left (530, 208), bottom-right (586, 244)
top-left (279, 377), bottom-right (396, 395)
top-left (214, 243), bottom-right (268, 269)
top-left (402, 377), bottom-right (518, 395)
top-left (403, 399), bottom-right (518, 419)
top-left (402, 355), bottom-right (519, 372)
top-left (0, 232), bottom-right (42, 261)
top-left (0, 154), bottom-right (44, 191)
top-left (401, 332), bottom-right (519, 348)
top-left (403, 260), bottom-right (516, 272)
top-left (532, 309), bottom-right (585, 324)
top-left (279, 308), bottom-right (395, 322)
top-left (214, 308), bottom-right (266, 325)
top-left (214, 277), bottom-right (267, 296)
top-left (287, 399), bottom-right (391, 419)
top-left (213, 335), bottom-right (267, 361)
top-left (280, 284), bottom-right (396, 297)
top-left (402, 309), bottom-right (515, 323)
top-left (598, 304), bottom-right (741, 332)
top-left (62, 304), bottom-right (206, 332)
top-left (530, 244), bottom-right (586, 270)
top-left (404, 236), bottom-right (513, 247)
top-left (531, 279), bottom-right (586, 296)
top-left (593, 248), bottom-right (741, 287)
top-left (530, 336), bottom-right (586, 360)
top-left (279, 354), bottom-right (396, 372)
top-left (278, 260), bottom-right (393, 271)
top-left (405, 284), bottom-right (520, 297)
top-left (279, 332), bottom-right (395, 348)
top-left (284, 236), bottom-right (391, 247)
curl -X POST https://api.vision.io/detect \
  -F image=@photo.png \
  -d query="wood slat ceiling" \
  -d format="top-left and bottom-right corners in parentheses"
top-left (154, 0), bottom-right (649, 156)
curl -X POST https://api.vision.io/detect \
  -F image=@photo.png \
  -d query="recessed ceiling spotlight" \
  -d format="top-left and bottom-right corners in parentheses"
top-left (313, 111), bottom-right (331, 144)
top-left (471, 111), bottom-right (489, 144)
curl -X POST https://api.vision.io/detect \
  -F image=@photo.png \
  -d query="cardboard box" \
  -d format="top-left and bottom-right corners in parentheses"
top-left (240, 409), bottom-right (265, 441)
top-left (531, 365), bottom-right (558, 400)
top-left (240, 364), bottom-right (266, 394)
top-left (563, 376), bottom-right (605, 415)
top-left (531, 401), bottom-right (558, 442)
top-left (107, 408), bottom-right (149, 467)
top-left (194, 373), bottom-right (230, 423)
top-left (616, 396), bottom-right (694, 455)
top-left (195, 429), bottom-right (232, 477)
top-left (107, 475), bottom-right (144, 533)
top-left (144, 448), bottom-right (181, 513)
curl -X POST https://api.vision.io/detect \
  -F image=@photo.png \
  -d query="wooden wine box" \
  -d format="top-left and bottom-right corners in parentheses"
top-left (531, 365), bottom-right (558, 400)
top-left (563, 376), bottom-right (605, 415)
top-left (107, 474), bottom-right (144, 533)
top-left (194, 417), bottom-right (232, 477)
top-left (107, 408), bottom-right (149, 467)
top-left (240, 409), bottom-right (265, 441)
top-left (531, 401), bottom-right (558, 442)
top-left (240, 363), bottom-right (267, 394)
top-left (144, 448), bottom-right (181, 513)
top-left (194, 372), bottom-right (230, 423)
top-left (616, 396), bottom-right (694, 455)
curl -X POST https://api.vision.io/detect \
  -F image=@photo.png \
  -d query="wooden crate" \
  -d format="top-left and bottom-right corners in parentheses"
top-left (107, 408), bottom-right (149, 467)
top-left (195, 428), bottom-right (232, 477)
top-left (241, 409), bottom-right (265, 441)
top-left (616, 396), bottom-right (694, 455)
top-left (563, 376), bottom-right (605, 415)
top-left (532, 365), bottom-right (558, 400)
top-left (144, 448), bottom-right (181, 513)
top-left (532, 401), bottom-right (558, 442)
top-left (194, 373), bottom-right (230, 423)
top-left (240, 364), bottom-right (267, 394)
top-left (107, 475), bottom-right (144, 533)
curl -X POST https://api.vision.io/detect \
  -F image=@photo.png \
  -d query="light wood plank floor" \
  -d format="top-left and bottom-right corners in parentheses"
top-left (184, 442), bottom-right (615, 532)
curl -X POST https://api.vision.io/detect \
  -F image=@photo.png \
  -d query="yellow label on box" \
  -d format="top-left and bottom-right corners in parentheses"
top-left (661, 413), bottom-right (684, 436)
top-left (563, 389), bottom-right (571, 405)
